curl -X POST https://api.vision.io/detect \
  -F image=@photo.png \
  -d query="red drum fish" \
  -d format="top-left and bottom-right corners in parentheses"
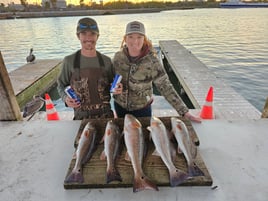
top-left (100, 120), bottom-right (123, 183)
top-left (65, 121), bottom-right (97, 183)
top-left (147, 116), bottom-right (188, 187)
top-left (124, 114), bottom-right (159, 193)
top-left (171, 117), bottom-right (204, 177)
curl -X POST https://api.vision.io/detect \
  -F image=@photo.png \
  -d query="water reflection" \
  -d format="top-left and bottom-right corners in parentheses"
top-left (1, 8), bottom-right (268, 111)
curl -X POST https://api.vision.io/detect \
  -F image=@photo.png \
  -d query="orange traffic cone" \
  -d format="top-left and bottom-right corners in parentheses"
top-left (45, 93), bottom-right (60, 120)
top-left (200, 86), bottom-right (214, 119)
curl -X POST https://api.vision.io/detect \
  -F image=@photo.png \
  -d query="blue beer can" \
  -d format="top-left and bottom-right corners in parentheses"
top-left (110, 74), bottom-right (122, 93)
top-left (64, 86), bottom-right (80, 103)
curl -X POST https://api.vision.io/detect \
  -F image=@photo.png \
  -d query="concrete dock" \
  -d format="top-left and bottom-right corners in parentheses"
top-left (0, 119), bottom-right (267, 201)
top-left (1, 40), bottom-right (267, 200)
top-left (9, 59), bottom-right (62, 109)
top-left (159, 40), bottom-right (261, 120)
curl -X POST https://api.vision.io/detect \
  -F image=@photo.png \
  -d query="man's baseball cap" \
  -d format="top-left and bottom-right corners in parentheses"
top-left (125, 21), bottom-right (145, 36)
top-left (77, 17), bottom-right (99, 34)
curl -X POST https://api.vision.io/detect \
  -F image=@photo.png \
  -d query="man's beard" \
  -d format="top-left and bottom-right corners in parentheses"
top-left (83, 40), bottom-right (96, 51)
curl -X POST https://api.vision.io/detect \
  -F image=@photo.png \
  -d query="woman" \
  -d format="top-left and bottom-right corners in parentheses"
top-left (112, 21), bottom-right (201, 123)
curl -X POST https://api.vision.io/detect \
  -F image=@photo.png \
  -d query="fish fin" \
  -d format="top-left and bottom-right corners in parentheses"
top-left (125, 151), bottom-right (131, 161)
top-left (106, 167), bottom-right (123, 184)
top-left (190, 142), bottom-right (198, 158)
top-left (82, 146), bottom-right (97, 165)
top-left (152, 149), bottom-right (161, 157)
top-left (188, 162), bottom-right (205, 177)
top-left (169, 168), bottom-right (188, 187)
top-left (64, 169), bottom-right (84, 183)
top-left (133, 174), bottom-right (159, 193)
top-left (99, 134), bottom-right (105, 144)
top-left (100, 150), bottom-right (106, 160)
top-left (146, 126), bottom-right (153, 141)
top-left (72, 151), bottom-right (77, 159)
top-left (177, 146), bottom-right (183, 154)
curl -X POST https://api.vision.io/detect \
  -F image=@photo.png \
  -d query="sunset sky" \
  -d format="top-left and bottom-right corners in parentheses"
top-left (1, 0), bottom-right (172, 6)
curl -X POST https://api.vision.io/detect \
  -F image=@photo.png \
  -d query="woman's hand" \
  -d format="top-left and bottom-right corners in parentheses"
top-left (113, 83), bottom-right (123, 95)
top-left (184, 112), bottom-right (202, 123)
top-left (65, 96), bottom-right (81, 108)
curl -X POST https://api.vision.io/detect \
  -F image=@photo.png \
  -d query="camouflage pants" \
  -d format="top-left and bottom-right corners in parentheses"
top-left (73, 109), bottom-right (114, 120)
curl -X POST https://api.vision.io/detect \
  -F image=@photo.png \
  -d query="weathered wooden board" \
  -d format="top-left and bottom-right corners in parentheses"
top-left (159, 40), bottom-right (261, 120)
top-left (0, 52), bottom-right (22, 121)
top-left (9, 59), bottom-right (62, 109)
top-left (64, 117), bottom-right (212, 189)
top-left (261, 97), bottom-right (268, 118)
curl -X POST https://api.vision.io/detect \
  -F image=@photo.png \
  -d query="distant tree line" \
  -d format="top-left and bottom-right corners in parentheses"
top-left (1, 0), bottom-right (268, 12)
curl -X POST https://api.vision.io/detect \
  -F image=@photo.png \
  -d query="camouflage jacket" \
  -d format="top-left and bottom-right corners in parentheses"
top-left (112, 47), bottom-right (189, 116)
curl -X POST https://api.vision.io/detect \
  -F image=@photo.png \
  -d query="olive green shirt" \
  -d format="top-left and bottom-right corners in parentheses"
top-left (57, 51), bottom-right (113, 102)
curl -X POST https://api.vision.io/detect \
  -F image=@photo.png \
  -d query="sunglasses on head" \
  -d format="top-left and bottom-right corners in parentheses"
top-left (79, 23), bottom-right (97, 30)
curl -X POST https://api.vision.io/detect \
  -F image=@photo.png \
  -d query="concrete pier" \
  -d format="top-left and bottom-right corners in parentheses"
top-left (0, 119), bottom-right (267, 200)
top-left (159, 40), bottom-right (261, 120)
top-left (0, 40), bottom-right (267, 200)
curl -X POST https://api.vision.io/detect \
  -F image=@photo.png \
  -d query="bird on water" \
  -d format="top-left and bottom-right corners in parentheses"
top-left (26, 48), bottom-right (35, 63)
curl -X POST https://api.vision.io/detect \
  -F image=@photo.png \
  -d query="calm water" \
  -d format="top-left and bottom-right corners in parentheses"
top-left (1, 8), bottom-right (268, 111)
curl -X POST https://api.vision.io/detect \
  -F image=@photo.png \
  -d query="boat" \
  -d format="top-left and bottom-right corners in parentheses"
top-left (220, 0), bottom-right (268, 8)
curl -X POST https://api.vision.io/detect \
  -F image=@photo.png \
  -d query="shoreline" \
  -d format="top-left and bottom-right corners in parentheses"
top-left (0, 7), bottom-right (197, 20)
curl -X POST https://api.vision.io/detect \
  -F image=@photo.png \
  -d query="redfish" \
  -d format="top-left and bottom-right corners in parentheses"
top-left (171, 117), bottom-right (204, 177)
top-left (100, 120), bottom-right (123, 183)
top-left (65, 121), bottom-right (97, 183)
top-left (124, 114), bottom-right (159, 193)
top-left (147, 116), bottom-right (188, 187)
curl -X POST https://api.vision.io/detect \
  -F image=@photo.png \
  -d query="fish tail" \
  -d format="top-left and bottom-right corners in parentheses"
top-left (170, 168), bottom-right (188, 187)
top-left (133, 174), bottom-right (159, 193)
top-left (64, 170), bottom-right (84, 183)
top-left (106, 167), bottom-right (123, 184)
top-left (188, 163), bottom-right (205, 177)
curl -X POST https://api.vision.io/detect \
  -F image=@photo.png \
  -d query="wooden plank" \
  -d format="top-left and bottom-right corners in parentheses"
top-left (159, 40), bottom-right (261, 120)
top-left (261, 97), bottom-right (268, 118)
top-left (9, 59), bottom-right (62, 109)
top-left (0, 52), bottom-right (22, 121)
top-left (64, 117), bottom-right (212, 189)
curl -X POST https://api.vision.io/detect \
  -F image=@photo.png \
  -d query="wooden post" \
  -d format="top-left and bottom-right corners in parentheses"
top-left (0, 51), bottom-right (22, 121)
top-left (261, 97), bottom-right (268, 118)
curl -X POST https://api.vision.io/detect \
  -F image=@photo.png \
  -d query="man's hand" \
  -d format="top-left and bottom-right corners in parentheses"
top-left (65, 96), bottom-right (81, 108)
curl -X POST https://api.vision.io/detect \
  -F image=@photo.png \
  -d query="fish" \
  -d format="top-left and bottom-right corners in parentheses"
top-left (170, 117), bottom-right (205, 177)
top-left (123, 114), bottom-right (159, 193)
top-left (100, 120), bottom-right (123, 183)
top-left (65, 121), bottom-right (97, 183)
top-left (23, 95), bottom-right (45, 120)
top-left (147, 116), bottom-right (188, 187)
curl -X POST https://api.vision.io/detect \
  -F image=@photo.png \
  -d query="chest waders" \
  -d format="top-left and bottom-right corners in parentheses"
top-left (70, 50), bottom-right (113, 120)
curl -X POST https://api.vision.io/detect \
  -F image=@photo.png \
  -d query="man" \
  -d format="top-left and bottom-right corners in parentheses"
top-left (57, 17), bottom-right (115, 120)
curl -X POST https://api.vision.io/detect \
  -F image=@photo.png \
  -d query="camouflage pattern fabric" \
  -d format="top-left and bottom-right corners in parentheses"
top-left (112, 47), bottom-right (189, 116)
